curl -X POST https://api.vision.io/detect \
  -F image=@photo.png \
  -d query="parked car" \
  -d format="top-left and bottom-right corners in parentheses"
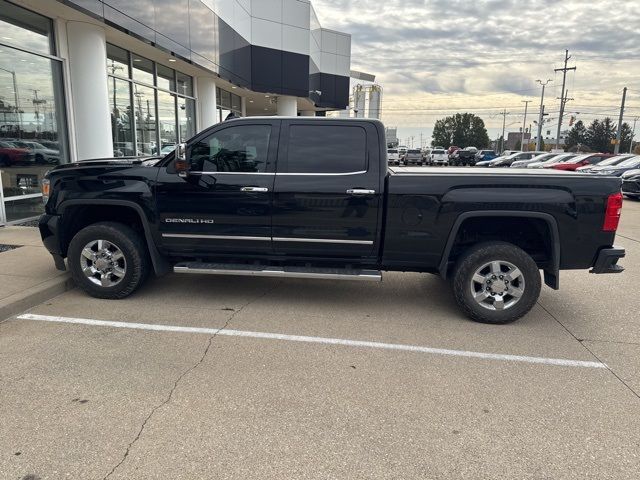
top-left (475, 150), bottom-right (497, 162)
top-left (450, 149), bottom-right (477, 166)
top-left (489, 151), bottom-right (545, 168)
top-left (622, 169), bottom-right (640, 199)
top-left (387, 148), bottom-right (400, 166)
top-left (547, 153), bottom-right (613, 171)
top-left (398, 145), bottom-right (408, 158)
top-left (527, 153), bottom-right (577, 169)
top-left (447, 146), bottom-right (460, 156)
top-left (430, 148), bottom-right (448, 166)
top-left (403, 149), bottom-right (423, 166)
top-left (590, 155), bottom-right (640, 177)
top-left (39, 117), bottom-right (626, 325)
top-left (576, 154), bottom-right (635, 173)
top-left (11, 140), bottom-right (60, 164)
top-left (0, 140), bottom-right (35, 166)
top-left (511, 153), bottom-right (556, 168)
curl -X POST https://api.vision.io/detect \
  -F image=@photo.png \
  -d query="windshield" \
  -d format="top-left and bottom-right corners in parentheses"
top-left (433, 149), bottom-right (445, 154)
top-left (529, 153), bottom-right (555, 162)
top-left (617, 156), bottom-right (640, 167)
top-left (564, 154), bottom-right (592, 164)
top-left (597, 155), bottom-right (631, 166)
top-left (408, 149), bottom-right (421, 154)
top-left (388, 149), bottom-right (398, 153)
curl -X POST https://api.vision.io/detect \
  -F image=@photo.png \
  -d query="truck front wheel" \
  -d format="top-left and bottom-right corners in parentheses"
top-left (68, 222), bottom-right (149, 299)
top-left (451, 242), bottom-right (541, 324)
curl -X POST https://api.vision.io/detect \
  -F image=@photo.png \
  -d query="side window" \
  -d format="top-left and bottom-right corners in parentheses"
top-left (285, 125), bottom-right (367, 174)
top-left (189, 125), bottom-right (271, 172)
top-left (589, 156), bottom-right (602, 164)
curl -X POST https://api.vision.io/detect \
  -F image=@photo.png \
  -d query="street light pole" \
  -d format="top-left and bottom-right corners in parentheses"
top-left (535, 79), bottom-right (552, 151)
top-left (0, 67), bottom-right (21, 136)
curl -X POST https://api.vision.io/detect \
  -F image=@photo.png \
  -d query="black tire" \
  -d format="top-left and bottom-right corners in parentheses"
top-left (68, 221), bottom-right (149, 299)
top-left (0, 155), bottom-right (9, 166)
top-left (451, 241), bottom-right (541, 324)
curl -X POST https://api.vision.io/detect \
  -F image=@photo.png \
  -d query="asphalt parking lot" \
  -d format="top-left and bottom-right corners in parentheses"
top-left (1, 201), bottom-right (640, 479)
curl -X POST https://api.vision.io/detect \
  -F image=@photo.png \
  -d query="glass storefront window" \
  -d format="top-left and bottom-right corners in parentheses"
top-left (156, 64), bottom-right (175, 92)
top-left (106, 44), bottom-right (129, 79)
top-left (132, 54), bottom-right (154, 86)
top-left (0, 2), bottom-right (68, 223)
top-left (216, 88), bottom-right (242, 123)
top-left (176, 72), bottom-right (192, 97)
top-left (0, 0), bottom-right (53, 55)
top-left (157, 89), bottom-right (177, 151)
top-left (110, 77), bottom-right (134, 156)
top-left (106, 44), bottom-right (195, 160)
top-left (133, 84), bottom-right (156, 155)
top-left (178, 98), bottom-right (195, 142)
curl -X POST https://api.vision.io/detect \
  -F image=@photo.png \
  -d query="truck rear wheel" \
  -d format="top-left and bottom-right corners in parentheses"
top-left (451, 242), bottom-right (541, 324)
top-left (68, 222), bottom-right (149, 299)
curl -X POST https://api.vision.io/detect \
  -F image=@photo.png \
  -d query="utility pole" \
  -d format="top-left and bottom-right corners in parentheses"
top-left (521, 100), bottom-right (531, 151)
top-left (614, 87), bottom-right (627, 154)
top-left (500, 108), bottom-right (508, 153)
top-left (535, 79), bottom-right (552, 151)
top-left (554, 50), bottom-right (576, 149)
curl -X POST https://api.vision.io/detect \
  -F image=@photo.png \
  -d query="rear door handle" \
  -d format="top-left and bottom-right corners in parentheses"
top-left (241, 187), bottom-right (269, 192)
top-left (346, 189), bottom-right (375, 195)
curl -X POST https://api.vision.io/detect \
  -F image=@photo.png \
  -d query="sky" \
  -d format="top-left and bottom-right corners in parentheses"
top-left (312, 0), bottom-right (640, 146)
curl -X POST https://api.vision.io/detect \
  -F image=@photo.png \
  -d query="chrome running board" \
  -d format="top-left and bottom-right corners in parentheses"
top-left (173, 262), bottom-right (382, 282)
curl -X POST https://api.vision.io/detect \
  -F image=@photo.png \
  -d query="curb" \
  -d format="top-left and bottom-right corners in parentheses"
top-left (0, 274), bottom-right (75, 321)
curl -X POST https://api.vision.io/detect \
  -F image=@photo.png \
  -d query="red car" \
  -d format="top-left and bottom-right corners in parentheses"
top-left (0, 140), bottom-right (34, 166)
top-left (549, 153), bottom-right (614, 171)
top-left (447, 145), bottom-right (460, 156)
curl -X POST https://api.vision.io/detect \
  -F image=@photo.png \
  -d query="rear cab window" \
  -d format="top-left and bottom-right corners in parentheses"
top-left (282, 124), bottom-right (367, 174)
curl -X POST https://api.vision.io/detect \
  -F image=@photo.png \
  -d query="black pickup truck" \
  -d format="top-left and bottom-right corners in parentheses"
top-left (39, 117), bottom-right (625, 324)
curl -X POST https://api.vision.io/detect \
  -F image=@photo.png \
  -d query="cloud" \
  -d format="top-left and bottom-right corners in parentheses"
top-left (312, 0), bottom-right (640, 131)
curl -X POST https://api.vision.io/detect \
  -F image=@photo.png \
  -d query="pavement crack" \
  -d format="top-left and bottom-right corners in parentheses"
top-left (102, 284), bottom-right (279, 479)
top-left (538, 301), bottom-right (640, 402)
top-left (616, 233), bottom-right (639, 244)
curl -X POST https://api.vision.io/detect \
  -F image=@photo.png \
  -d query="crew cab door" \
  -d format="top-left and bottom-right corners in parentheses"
top-left (272, 120), bottom-right (382, 259)
top-left (155, 120), bottom-right (278, 255)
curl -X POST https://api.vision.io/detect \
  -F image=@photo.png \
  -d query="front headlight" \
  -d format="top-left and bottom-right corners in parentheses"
top-left (41, 178), bottom-right (50, 204)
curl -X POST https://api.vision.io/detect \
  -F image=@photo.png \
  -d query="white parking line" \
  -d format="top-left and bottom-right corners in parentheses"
top-left (17, 313), bottom-right (606, 369)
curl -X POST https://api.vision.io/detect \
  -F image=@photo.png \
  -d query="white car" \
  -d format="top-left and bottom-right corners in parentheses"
top-left (511, 153), bottom-right (558, 168)
top-left (387, 148), bottom-right (400, 165)
top-left (430, 149), bottom-right (448, 165)
top-left (527, 153), bottom-right (576, 168)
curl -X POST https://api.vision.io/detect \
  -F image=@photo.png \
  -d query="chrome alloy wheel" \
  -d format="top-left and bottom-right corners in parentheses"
top-left (470, 260), bottom-right (525, 311)
top-left (80, 239), bottom-right (127, 287)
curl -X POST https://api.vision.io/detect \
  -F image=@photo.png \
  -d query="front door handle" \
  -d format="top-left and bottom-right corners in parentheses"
top-left (241, 186), bottom-right (269, 192)
top-left (346, 189), bottom-right (375, 195)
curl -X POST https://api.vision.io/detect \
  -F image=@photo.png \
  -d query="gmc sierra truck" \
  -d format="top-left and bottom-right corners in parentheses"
top-left (39, 117), bottom-right (625, 324)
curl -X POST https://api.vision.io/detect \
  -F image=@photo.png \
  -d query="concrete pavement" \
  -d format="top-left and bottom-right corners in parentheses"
top-left (1, 199), bottom-right (639, 479)
top-left (0, 226), bottom-right (74, 321)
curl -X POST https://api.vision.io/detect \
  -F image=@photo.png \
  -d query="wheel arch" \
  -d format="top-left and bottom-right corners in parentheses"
top-left (59, 199), bottom-right (170, 275)
top-left (438, 211), bottom-right (561, 289)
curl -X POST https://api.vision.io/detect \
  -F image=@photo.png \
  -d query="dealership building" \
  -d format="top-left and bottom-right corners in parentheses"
top-left (0, 0), bottom-right (352, 224)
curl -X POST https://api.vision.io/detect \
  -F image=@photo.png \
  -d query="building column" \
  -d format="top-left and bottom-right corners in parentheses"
top-left (241, 96), bottom-right (247, 117)
top-left (300, 110), bottom-right (316, 116)
top-left (196, 77), bottom-right (217, 132)
top-left (66, 21), bottom-right (113, 160)
top-left (276, 96), bottom-right (297, 116)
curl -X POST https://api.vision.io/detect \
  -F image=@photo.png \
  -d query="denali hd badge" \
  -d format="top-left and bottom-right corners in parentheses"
top-left (164, 218), bottom-right (215, 224)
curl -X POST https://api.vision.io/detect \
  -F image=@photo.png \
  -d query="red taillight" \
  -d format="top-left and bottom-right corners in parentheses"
top-left (603, 192), bottom-right (623, 232)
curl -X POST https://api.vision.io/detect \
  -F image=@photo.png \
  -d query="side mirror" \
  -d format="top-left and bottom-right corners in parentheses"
top-left (175, 143), bottom-right (188, 177)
